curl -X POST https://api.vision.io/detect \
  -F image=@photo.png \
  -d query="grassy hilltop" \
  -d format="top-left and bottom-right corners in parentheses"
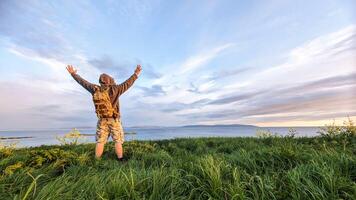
top-left (0, 124), bottom-right (355, 199)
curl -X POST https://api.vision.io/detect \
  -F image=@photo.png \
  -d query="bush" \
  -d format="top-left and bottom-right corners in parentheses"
top-left (0, 141), bottom-right (17, 159)
top-left (56, 128), bottom-right (86, 145)
top-left (124, 141), bottom-right (156, 158)
top-left (318, 118), bottom-right (356, 150)
top-left (4, 162), bottom-right (24, 176)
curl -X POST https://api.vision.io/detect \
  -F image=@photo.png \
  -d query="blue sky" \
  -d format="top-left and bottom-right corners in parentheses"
top-left (0, 0), bottom-right (355, 129)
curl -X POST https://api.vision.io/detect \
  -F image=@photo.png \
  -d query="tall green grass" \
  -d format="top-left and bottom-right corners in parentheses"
top-left (0, 123), bottom-right (355, 199)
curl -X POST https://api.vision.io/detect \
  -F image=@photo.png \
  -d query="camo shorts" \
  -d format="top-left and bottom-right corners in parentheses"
top-left (96, 118), bottom-right (124, 144)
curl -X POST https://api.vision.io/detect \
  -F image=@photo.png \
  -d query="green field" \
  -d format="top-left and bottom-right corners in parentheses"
top-left (0, 126), bottom-right (355, 199)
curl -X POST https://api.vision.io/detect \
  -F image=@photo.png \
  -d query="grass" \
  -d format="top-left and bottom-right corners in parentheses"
top-left (0, 124), bottom-right (355, 199)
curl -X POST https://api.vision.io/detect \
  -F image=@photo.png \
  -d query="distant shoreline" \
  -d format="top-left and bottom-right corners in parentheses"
top-left (0, 136), bottom-right (34, 140)
top-left (0, 132), bottom-right (137, 141)
top-left (0, 124), bottom-right (324, 132)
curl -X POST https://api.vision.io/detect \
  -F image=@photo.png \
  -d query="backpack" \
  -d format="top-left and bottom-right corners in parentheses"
top-left (92, 86), bottom-right (115, 118)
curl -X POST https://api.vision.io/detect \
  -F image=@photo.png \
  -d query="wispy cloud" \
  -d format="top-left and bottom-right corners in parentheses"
top-left (207, 67), bottom-right (252, 81)
top-left (105, 0), bottom-right (156, 23)
top-left (137, 85), bottom-right (166, 97)
top-left (155, 25), bottom-right (356, 125)
top-left (0, 80), bottom-right (96, 129)
top-left (0, 1), bottom-right (101, 129)
top-left (0, 1), bottom-right (355, 129)
top-left (179, 43), bottom-right (235, 74)
top-left (0, 1), bottom-right (72, 61)
top-left (89, 56), bottom-right (162, 80)
top-left (206, 72), bottom-right (356, 106)
top-left (89, 56), bottom-right (131, 78)
top-left (254, 25), bottom-right (356, 86)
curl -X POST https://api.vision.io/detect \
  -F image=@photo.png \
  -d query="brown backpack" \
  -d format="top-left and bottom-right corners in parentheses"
top-left (92, 86), bottom-right (115, 118)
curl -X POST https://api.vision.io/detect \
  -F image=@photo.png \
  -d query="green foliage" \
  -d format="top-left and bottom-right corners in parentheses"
top-left (4, 162), bottom-right (23, 175)
top-left (0, 123), bottom-right (355, 199)
top-left (0, 141), bottom-right (17, 159)
top-left (286, 128), bottom-right (298, 138)
top-left (256, 129), bottom-right (277, 138)
top-left (21, 173), bottom-right (44, 200)
top-left (28, 148), bottom-right (78, 168)
top-left (318, 118), bottom-right (356, 151)
top-left (318, 118), bottom-right (356, 138)
top-left (56, 128), bottom-right (86, 145)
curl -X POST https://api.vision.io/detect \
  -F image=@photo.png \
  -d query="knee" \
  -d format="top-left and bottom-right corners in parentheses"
top-left (115, 142), bottom-right (123, 147)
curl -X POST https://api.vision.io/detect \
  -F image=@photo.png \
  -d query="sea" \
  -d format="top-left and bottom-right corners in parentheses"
top-left (0, 125), bottom-right (321, 147)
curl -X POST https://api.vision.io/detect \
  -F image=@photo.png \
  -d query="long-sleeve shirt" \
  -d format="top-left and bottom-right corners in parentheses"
top-left (71, 73), bottom-right (138, 119)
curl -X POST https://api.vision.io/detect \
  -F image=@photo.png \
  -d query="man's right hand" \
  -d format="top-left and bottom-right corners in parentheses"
top-left (66, 65), bottom-right (77, 75)
top-left (134, 65), bottom-right (142, 76)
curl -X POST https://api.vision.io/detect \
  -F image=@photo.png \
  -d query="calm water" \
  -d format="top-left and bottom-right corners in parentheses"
top-left (0, 126), bottom-right (321, 147)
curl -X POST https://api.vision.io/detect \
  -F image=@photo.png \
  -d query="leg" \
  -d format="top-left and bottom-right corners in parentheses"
top-left (110, 118), bottom-right (125, 159)
top-left (95, 142), bottom-right (105, 158)
top-left (96, 119), bottom-right (109, 159)
top-left (115, 142), bottom-right (123, 159)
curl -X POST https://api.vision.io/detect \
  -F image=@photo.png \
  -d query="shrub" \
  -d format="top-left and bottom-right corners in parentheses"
top-left (4, 162), bottom-right (24, 175)
top-left (56, 128), bottom-right (86, 145)
top-left (28, 148), bottom-right (78, 168)
top-left (124, 141), bottom-right (156, 158)
top-left (0, 141), bottom-right (18, 159)
top-left (286, 128), bottom-right (298, 138)
top-left (318, 118), bottom-right (356, 150)
top-left (256, 129), bottom-right (277, 138)
top-left (318, 118), bottom-right (356, 138)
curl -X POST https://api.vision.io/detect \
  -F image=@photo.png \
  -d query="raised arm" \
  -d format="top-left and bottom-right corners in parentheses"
top-left (116, 65), bottom-right (142, 96)
top-left (66, 65), bottom-right (96, 94)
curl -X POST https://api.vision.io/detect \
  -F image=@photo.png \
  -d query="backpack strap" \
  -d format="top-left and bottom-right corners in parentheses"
top-left (93, 85), bottom-right (100, 92)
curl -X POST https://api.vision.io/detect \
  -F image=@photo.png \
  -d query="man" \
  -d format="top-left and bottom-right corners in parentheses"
top-left (66, 64), bottom-right (141, 160)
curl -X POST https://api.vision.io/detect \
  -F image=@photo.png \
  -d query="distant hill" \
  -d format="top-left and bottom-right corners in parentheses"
top-left (128, 126), bottom-right (165, 129)
top-left (181, 124), bottom-right (258, 128)
top-left (128, 124), bottom-right (258, 129)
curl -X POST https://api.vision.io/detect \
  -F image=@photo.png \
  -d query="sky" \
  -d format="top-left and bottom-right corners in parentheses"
top-left (0, 0), bottom-right (355, 130)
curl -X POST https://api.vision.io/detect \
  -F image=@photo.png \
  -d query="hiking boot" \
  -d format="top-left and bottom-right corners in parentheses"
top-left (117, 157), bottom-right (127, 162)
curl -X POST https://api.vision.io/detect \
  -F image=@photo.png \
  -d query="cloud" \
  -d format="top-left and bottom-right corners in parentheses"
top-left (163, 72), bottom-right (356, 116)
top-left (105, 0), bottom-right (156, 23)
top-left (0, 1), bottom-right (164, 129)
top-left (0, 1), bottom-right (73, 62)
top-left (252, 25), bottom-right (356, 87)
top-left (178, 82), bottom-right (356, 125)
top-left (188, 81), bottom-right (217, 94)
top-left (88, 55), bottom-right (131, 77)
top-left (1, 1), bottom-right (355, 129)
top-left (143, 63), bottom-right (162, 79)
top-left (207, 67), bottom-right (252, 81)
top-left (0, 1), bottom-right (104, 81)
top-left (179, 43), bottom-right (235, 74)
top-left (288, 25), bottom-right (356, 61)
top-left (140, 25), bottom-right (355, 127)
top-left (208, 72), bottom-right (356, 106)
top-left (281, 72), bottom-right (356, 93)
top-left (89, 56), bottom-right (162, 81)
top-left (29, 104), bottom-right (95, 126)
top-left (158, 98), bottom-right (210, 112)
top-left (181, 93), bottom-right (356, 122)
top-left (0, 81), bottom-right (96, 129)
top-left (156, 25), bottom-right (356, 126)
top-left (0, 1), bottom-right (103, 89)
top-left (147, 43), bottom-right (238, 108)
top-left (30, 104), bottom-right (63, 113)
top-left (208, 91), bottom-right (266, 105)
top-left (137, 85), bottom-right (166, 97)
